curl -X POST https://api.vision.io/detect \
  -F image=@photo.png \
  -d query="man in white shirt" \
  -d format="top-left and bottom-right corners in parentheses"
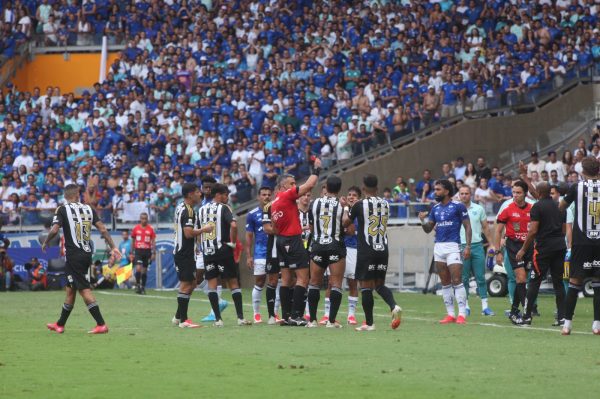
top-left (231, 141), bottom-right (250, 169)
top-left (13, 146), bottom-right (34, 171)
top-left (545, 150), bottom-right (565, 182)
top-left (38, 192), bottom-right (57, 221)
top-left (247, 142), bottom-right (265, 187)
top-left (527, 151), bottom-right (546, 178)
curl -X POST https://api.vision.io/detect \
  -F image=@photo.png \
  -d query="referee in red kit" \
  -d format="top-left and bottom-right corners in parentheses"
top-left (131, 212), bottom-right (156, 294)
top-left (271, 158), bottom-right (322, 326)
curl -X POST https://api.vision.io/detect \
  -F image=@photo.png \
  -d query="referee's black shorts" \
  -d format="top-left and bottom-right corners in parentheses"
top-left (505, 238), bottom-right (532, 270)
top-left (134, 248), bottom-right (152, 268)
top-left (276, 235), bottom-right (309, 270)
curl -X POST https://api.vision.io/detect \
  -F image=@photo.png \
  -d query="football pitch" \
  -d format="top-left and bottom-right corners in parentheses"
top-left (1, 290), bottom-right (598, 399)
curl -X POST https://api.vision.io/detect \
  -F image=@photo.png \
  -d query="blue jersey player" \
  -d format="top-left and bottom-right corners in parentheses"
top-left (419, 180), bottom-right (472, 325)
top-left (245, 186), bottom-right (273, 324)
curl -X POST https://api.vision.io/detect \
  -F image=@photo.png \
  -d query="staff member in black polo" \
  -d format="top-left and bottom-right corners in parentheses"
top-left (516, 182), bottom-right (566, 326)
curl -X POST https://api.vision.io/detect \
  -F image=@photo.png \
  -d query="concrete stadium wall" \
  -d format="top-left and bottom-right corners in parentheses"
top-left (11, 52), bottom-right (121, 94)
top-left (333, 83), bottom-right (593, 189)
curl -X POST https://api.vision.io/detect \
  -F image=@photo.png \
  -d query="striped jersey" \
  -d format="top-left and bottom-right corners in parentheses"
top-left (52, 202), bottom-right (99, 257)
top-left (173, 202), bottom-right (196, 259)
top-left (564, 179), bottom-right (600, 245)
top-left (309, 196), bottom-right (344, 245)
top-left (198, 201), bottom-right (236, 256)
top-left (263, 201), bottom-right (277, 260)
top-left (299, 208), bottom-right (311, 246)
top-left (348, 196), bottom-right (389, 253)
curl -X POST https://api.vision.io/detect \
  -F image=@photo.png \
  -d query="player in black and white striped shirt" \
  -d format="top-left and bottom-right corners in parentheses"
top-left (172, 183), bottom-right (214, 329)
top-left (343, 174), bottom-right (402, 332)
top-left (198, 183), bottom-right (251, 327)
top-left (44, 184), bottom-right (121, 334)
top-left (306, 176), bottom-right (346, 328)
top-left (560, 157), bottom-right (600, 335)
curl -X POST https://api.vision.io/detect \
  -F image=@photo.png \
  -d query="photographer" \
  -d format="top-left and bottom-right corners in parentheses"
top-left (28, 257), bottom-right (47, 291)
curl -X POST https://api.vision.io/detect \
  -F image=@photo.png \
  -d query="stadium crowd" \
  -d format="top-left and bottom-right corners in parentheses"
top-left (382, 125), bottom-right (600, 217)
top-left (1, 0), bottom-right (600, 226)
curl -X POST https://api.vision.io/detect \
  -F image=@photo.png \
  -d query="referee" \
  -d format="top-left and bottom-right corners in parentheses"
top-left (560, 157), bottom-right (600, 335)
top-left (271, 158), bottom-right (322, 326)
top-left (516, 182), bottom-right (566, 326)
top-left (44, 184), bottom-right (121, 334)
top-left (131, 212), bottom-right (156, 295)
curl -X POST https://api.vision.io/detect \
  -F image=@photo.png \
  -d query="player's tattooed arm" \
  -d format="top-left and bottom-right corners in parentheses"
top-left (418, 211), bottom-right (435, 233)
top-left (41, 224), bottom-right (60, 252)
top-left (95, 221), bottom-right (122, 261)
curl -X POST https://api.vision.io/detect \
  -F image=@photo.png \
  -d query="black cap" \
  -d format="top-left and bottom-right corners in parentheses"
top-left (531, 151), bottom-right (538, 156)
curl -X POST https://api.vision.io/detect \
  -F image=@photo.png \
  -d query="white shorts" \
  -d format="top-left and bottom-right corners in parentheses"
top-left (196, 253), bottom-right (204, 270)
top-left (434, 242), bottom-right (462, 265)
top-left (253, 258), bottom-right (266, 276)
top-left (344, 248), bottom-right (357, 279)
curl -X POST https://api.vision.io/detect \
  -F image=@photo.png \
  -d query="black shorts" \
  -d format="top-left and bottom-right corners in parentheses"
top-left (204, 248), bottom-right (237, 280)
top-left (266, 237), bottom-right (280, 274)
top-left (174, 255), bottom-right (196, 282)
top-left (134, 249), bottom-right (152, 268)
top-left (310, 241), bottom-right (346, 269)
top-left (355, 250), bottom-right (388, 281)
top-left (65, 253), bottom-right (93, 290)
top-left (505, 238), bottom-right (533, 270)
top-left (531, 247), bottom-right (566, 279)
top-left (276, 235), bottom-right (309, 270)
top-left (570, 245), bottom-right (600, 279)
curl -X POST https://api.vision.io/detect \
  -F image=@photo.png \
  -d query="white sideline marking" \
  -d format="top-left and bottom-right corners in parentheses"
top-left (95, 291), bottom-right (595, 336)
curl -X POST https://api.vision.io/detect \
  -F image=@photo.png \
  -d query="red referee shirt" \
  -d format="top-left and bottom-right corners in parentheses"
top-left (497, 201), bottom-right (532, 242)
top-left (131, 224), bottom-right (156, 250)
top-left (271, 187), bottom-right (302, 237)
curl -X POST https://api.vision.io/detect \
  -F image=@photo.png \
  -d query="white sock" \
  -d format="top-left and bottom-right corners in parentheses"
top-left (324, 297), bottom-right (331, 317)
top-left (564, 319), bottom-right (572, 329)
top-left (481, 297), bottom-right (489, 310)
top-left (217, 285), bottom-right (222, 301)
top-left (275, 284), bottom-right (280, 315)
top-left (593, 320), bottom-right (600, 331)
top-left (465, 299), bottom-right (470, 309)
top-left (442, 285), bottom-right (455, 317)
top-left (454, 284), bottom-right (467, 317)
top-left (348, 296), bottom-right (358, 317)
top-left (198, 279), bottom-right (209, 295)
top-left (252, 285), bottom-right (262, 315)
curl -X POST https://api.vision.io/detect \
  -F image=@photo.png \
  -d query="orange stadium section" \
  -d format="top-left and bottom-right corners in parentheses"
top-left (11, 52), bottom-right (121, 94)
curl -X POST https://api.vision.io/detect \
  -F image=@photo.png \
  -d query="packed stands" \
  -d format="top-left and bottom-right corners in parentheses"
top-left (0, 0), bottom-right (599, 228)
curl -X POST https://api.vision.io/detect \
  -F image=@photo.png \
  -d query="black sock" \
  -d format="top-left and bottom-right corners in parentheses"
top-left (361, 288), bottom-right (374, 326)
top-left (208, 290), bottom-right (221, 320)
top-left (593, 282), bottom-right (600, 321)
top-left (512, 282), bottom-right (526, 313)
top-left (564, 283), bottom-right (582, 320)
top-left (524, 277), bottom-right (542, 318)
top-left (329, 287), bottom-right (343, 323)
top-left (87, 302), bottom-right (105, 326)
top-left (280, 286), bottom-right (292, 320)
top-left (135, 271), bottom-right (141, 286)
top-left (177, 292), bottom-right (190, 322)
top-left (307, 285), bottom-right (320, 322)
top-left (57, 303), bottom-right (73, 327)
top-left (376, 285), bottom-right (397, 311)
top-left (292, 285), bottom-right (307, 318)
top-left (232, 288), bottom-right (244, 319)
top-left (141, 273), bottom-right (147, 288)
top-left (266, 285), bottom-right (276, 317)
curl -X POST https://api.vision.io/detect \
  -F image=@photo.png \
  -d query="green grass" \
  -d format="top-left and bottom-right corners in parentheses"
top-left (0, 289), bottom-right (598, 399)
